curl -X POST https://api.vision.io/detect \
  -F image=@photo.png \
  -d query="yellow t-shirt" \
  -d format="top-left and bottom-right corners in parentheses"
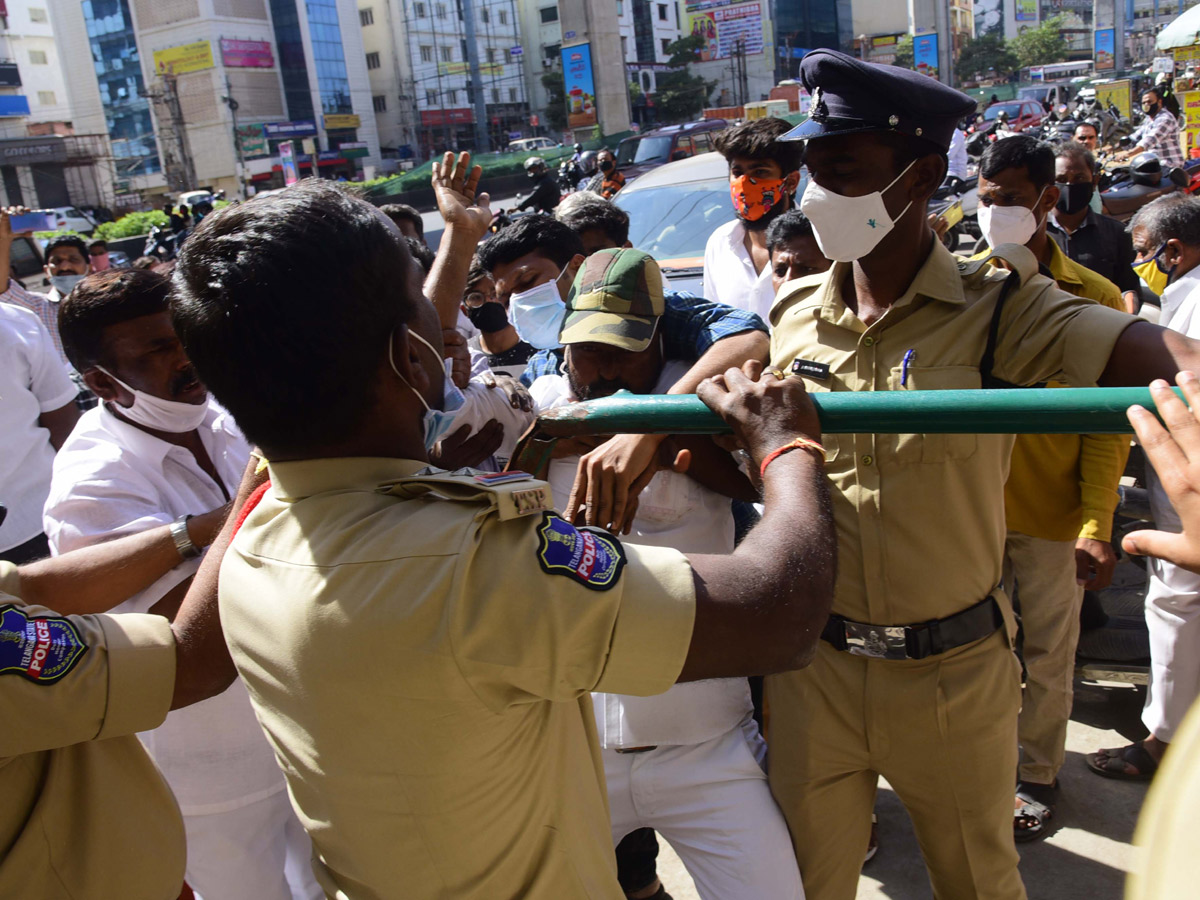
top-left (220, 459), bottom-right (697, 899)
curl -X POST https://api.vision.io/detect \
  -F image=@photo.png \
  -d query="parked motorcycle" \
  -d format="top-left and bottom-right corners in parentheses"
top-left (932, 174), bottom-right (981, 250)
top-left (143, 223), bottom-right (180, 261)
top-left (1099, 152), bottom-right (1196, 223)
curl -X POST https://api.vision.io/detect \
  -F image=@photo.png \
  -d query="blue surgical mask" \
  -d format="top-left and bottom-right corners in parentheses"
top-left (389, 328), bottom-right (465, 451)
top-left (509, 265), bottom-right (570, 350)
top-left (50, 273), bottom-right (86, 296)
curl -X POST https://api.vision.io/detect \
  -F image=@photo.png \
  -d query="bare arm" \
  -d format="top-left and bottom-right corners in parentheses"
top-left (1101, 321), bottom-right (1200, 386)
top-left (677, 362), bottom-right (836, 681)
top-left (39, 400), bottom-right (80, 450)
top-left (426, 152), bottom-right (493, 330)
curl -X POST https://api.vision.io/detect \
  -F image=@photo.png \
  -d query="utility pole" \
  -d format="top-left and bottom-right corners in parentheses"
top-left (222, 76), bottom-right (245, 199)
top-left (460, 0), bottom-right (490, 152)
top-left (141, 69), bottom-right (197, 193)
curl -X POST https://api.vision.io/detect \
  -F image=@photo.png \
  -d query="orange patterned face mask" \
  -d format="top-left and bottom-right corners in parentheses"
top-left (730, 174), bottom-right (786, 221)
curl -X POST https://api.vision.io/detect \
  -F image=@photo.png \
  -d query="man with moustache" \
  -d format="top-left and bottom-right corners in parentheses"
top-left (704, 117), bottom-right (803, 321)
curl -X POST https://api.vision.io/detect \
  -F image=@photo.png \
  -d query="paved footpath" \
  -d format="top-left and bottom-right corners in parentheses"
top-left (655, 678), bottom-right (1152, 899)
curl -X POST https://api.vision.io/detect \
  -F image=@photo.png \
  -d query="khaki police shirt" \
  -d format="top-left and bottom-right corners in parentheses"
top-left (0, 562), bottom-right (185, 899)
top-left (769, 240), bottom-right (1135, 626)
top-left (219, 458), bottom-right (696, 899)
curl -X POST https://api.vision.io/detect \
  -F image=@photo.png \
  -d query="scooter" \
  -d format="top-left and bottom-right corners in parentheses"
top-left (143, 223), bottom-right (180, 261)
top-left (932, 174), bottom-right (981, 249)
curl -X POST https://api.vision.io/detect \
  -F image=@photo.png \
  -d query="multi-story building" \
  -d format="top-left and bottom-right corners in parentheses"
top-left (516, 0), bottom-right (564, 136)
top-left (46, 0), bottom-right (380, 207)
top-left (370, 0), bottom-right (529, 158)
top-left (774, 0), bottom-right (849, 82)
top-left (0, 0), bottom-right (111, 211)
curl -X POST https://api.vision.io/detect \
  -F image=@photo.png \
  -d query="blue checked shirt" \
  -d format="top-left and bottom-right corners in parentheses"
top-left (1131, 108), bottom-right (1185, 169)
top-left (519, 290), bottom-right (769, 385)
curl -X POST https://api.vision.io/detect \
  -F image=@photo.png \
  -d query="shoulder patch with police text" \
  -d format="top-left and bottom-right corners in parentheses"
top-left (535, 513), bottom-right (626, 591)
top-left (0, 604), bottom-right (88, 685)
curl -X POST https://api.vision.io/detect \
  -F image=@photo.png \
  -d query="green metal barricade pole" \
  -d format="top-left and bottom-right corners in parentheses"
top-left (510, 387), bottom-right (1177, 473)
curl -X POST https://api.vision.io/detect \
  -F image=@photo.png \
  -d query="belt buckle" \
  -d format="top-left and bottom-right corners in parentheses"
top-left (843, 622), bottom-right (909, 659)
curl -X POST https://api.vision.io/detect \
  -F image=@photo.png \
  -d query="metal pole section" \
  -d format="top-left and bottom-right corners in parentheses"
top-left (530, 387), bottom-right (1182, 436)
top-left (460, 0), bottom-right (491, 152)
top-left (222, 76), bottom-right (245, 200)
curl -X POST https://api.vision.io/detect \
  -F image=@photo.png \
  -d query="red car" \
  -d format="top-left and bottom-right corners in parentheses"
top-left (981, 99), bottom-right (1044, 132)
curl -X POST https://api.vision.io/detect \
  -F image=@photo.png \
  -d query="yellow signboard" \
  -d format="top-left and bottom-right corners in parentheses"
top-left (1180, 89), bottom-right (1200, 160)
top-left (437, 61), bottom-right (503, 76)
top-left (323, 114), bottom-right (361, 130)
top-left (1095, 79), bottom-right (1131, 120)
top-left (1175, 46), bottom-right (1200, 65)
top-left (152, 41), bottom-right (214, 76)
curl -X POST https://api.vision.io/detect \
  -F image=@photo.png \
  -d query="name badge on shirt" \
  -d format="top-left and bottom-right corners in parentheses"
top-left (792, 358), bottom-right (830, 380)
top-left (0, 604), bottom-right (88, 685)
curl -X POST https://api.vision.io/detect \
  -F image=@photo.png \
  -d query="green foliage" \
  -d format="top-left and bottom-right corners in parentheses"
top-left (94, 210), bottom-right (170, 241)
top-left (629, 79), bottom-right (644, 105)
top-left (957, 33), bottom-right (1019, 83)
top-left (655, 35), bottom-right (717, 123)
top-left (34, 229), bottom-right (82, 241)
top-left (541, 69), bottom-right (568, 133)
top-left (1011, 16), bottom-right (1069, 69)
top-left (892, 35), bottom-right (914, 70)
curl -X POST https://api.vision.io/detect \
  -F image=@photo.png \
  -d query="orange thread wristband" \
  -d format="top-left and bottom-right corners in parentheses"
top-left (759, 438), bottom-right (827, 478)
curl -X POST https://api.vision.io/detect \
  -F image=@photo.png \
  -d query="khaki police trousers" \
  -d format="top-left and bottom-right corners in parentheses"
top-left (766, 629), bottom-right (1026, 900)
top-left (1003, 531), bottom-right (1084, 785)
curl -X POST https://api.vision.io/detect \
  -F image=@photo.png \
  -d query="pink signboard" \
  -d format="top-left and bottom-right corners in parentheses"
top-left (221, 39), bottom-right (274, 68)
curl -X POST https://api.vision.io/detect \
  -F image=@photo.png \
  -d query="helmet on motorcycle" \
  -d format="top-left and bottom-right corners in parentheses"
top-left (578, 150), bottom-right (598, 175)
top-left (1131, 152), bottom-right (1163, 186)
top-left (573, 143), bottom-right (583, 153)
top-left (524, 156), bottom-right (546, 176)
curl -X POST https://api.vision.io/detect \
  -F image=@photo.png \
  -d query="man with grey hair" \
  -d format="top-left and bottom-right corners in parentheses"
top-left (1088, 193), bottom-right (1200, 782)
top-left (556, 191), bottom-right (632, 255)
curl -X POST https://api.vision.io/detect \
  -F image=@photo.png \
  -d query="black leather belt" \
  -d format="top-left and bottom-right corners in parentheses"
top-left (821, 597), bottom-right (1003, 660)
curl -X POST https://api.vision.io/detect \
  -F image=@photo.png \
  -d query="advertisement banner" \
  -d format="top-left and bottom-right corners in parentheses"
top-left (1094, 28), bottom-right (1115, 71)
top-left (1095, 79), bottom-right (1131, 120)
top-left (1180, 89), bottom-right (1200, 160)
top-left (561, 43), bottom-right (598, 129)
top-left (913, 33), bottom-right (939, 80)
top-left (263, 119), bottom-right (317, 138)
top-left (686, 0), bottom-right (763, 61)
top-left (1175, 46), bottom-right (1200, 65)
top-left (221, 38), bottom-right (274, 68)
top-left (1015, 0), bottom-right (1038, 21)
top-left (152, 40), bottom-right (214, 75)
top-left (421, 108), bottom-right (473, 126)
top-left (323, 114), bottom-right (361, 130)
top-left (437, 62), bottom-right (504, 76)
top-left (279, 140), bottom-right (299, 186)
top-left (236, 124), bottom-right (268, 158)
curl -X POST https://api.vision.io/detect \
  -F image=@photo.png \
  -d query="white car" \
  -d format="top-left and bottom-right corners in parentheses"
top-left (507, 137), bottom-right (559, 153)
top-left (177, 190), bottom-right (214, 208)
top-left (48, 206), bottom-right (96, 234)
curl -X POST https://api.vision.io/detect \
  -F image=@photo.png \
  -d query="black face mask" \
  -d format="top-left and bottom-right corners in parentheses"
top-left (1055, 182), bottom-right (1094, 215)
top-left (1145, 102), bottom-right (1160, 116)
top-left (599, 159), bottom-right (614, 173)
top-left (466, 300), bottom-right (510, 334)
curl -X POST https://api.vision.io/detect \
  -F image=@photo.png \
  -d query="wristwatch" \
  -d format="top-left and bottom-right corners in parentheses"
top-left (170, 515), bottom-right (202, 560)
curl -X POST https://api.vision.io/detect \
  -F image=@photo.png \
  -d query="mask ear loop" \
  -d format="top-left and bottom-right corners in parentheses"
top-left (388, 329), bottom-right (431, 413)
top-left (881, 159), bottom-right (918, 225)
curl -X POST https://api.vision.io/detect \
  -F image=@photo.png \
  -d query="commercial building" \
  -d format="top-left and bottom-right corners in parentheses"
top-left (361, 0), bottom-right (530, 161)
top-left (0, 0), bottom-right (111, 211)
top-left (46, 0), bottom-right (380, 207)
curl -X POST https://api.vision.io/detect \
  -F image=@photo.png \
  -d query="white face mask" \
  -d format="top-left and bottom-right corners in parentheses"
top-left (98, 367), bottom-right (209, 433)
top-left (50, 273), bottom-right (86, 296)
top-left (509, 265), bottom-right (570, 350)
top-left (977, 187), bottom-right (1047, 249)
top-left (388, 328), bottom-right (465, 451)
top-left (799, 160), bottom-right (916, 263)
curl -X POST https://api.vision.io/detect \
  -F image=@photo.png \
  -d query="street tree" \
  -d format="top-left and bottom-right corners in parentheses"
top-left (655, 34), bottom-right (717, 123)
top-left (1011, 16), bottom-right (1069, 69)
top-left (892, 35), bottom-right (914, 70)
top-left (541, 69), bottom-right (567, 132)
top-left (957, 33), bottom-right (1019, 82)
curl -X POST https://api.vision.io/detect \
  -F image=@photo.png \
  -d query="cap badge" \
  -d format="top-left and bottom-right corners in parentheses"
top-left (888, 115), bottom-right (899, 127)
top-left (811, 86), bottom-right (828, 121)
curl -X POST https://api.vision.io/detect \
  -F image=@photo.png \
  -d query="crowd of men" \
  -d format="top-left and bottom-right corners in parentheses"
top-left (7, 48), bottom-right (1200, 900)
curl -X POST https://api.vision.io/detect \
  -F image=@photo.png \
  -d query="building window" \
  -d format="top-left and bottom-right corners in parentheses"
top-left (448, 88), bottom-right (457, 103)
top-left (621, 35), bottom-right (627, 58)
top-left (359, 7), bottom-right (373, 24)
top-left (420, 44), bottom-right (433, 61)
top-left (29, 7), bottom-right (47, 22)
top-left (499, 8), bottom-right (507, 23)
top-left (657, 3), bottom-right (666, 19)
top-left (543, 42), bottom-right (560, 59)
top-left (539, 5), bottom-right (557, 23)
top-left (486, 47), bottom-right (495, 62)
top-left (29, 49), bottom-right (47, 64)
top-left (436, 2), bottom-right (446, 17)
top-left (365, 51), bottom-right (381, 68)
top-left (37, 90), bottom-right (55, 105)
top-left (617, 0), bottom-right (623, 14)
top-left (481, 7), bottom-right (488, 21)
top-left (441, 45), bottom-right (452, 61)
top-left (414, 1), bottom-right (427, 16)
top-left (509, 86), bottom-right (517, 101)
top-left (491, 88), bottom-right (499, 102)
top-left (660, 37), bottom-right (669, 54)
top-left (426, 88), bottom-right (438, 104)
top-left (373, 94), bottom-right (386, 111)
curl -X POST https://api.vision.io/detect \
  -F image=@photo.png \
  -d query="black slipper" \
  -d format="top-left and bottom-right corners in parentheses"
top-left (1014, 780), bottom-right (1056, 843)
top-left (1085, 742), bottom-right (1159, 781)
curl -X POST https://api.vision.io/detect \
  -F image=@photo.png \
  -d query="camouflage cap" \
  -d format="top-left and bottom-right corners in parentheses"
top-left (559, 248), bottom-right (665, 352)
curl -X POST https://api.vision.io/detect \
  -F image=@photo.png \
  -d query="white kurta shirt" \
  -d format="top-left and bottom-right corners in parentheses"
top-left (702, 218), bottom-right (777, 324)
top-left (0, 302), bottom-right (76, 551)
top-left (43, 399), bottom-right (286, 815)
top-left (532, 361), bottom-right (753, 748)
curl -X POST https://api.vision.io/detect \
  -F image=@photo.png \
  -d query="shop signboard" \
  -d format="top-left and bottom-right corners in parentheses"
top-left (280, 140), bottom-right (299, 185)
top-left (913, 33), bottom-right (939, 80)
top-left (221, 39), bottom-right (274, 68)
top-left (686, 0), bottom-right (764, 61)
top-left (153, 40), bottom-right (214, 75)
top-left (1094, 28), bottom-right (1115, 71)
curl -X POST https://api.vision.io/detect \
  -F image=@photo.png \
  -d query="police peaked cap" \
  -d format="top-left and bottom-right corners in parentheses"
top-left (782, 49), bottom-right (978, 153)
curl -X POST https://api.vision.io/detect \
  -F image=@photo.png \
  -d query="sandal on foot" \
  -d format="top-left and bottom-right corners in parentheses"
top-left (1085, 742), bottom-right (1159, 781)
top-left (1014, 781), bottom-right (1056, 843)
top-left (864, 813), bottom-right (879, 863)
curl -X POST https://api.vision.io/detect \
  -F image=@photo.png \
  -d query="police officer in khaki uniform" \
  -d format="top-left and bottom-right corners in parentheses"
top-left (169, 176), bottom-right (837, 899)
top-left (764, 49), bottom-right (1200, 899)
top-left (0, 474), bottom-right (252, 898)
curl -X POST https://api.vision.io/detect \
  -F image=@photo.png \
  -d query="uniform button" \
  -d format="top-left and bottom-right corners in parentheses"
top-left (863, 336), bottom-right (876, 347)
top-left (861, 455), bottom-right (874, 466)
